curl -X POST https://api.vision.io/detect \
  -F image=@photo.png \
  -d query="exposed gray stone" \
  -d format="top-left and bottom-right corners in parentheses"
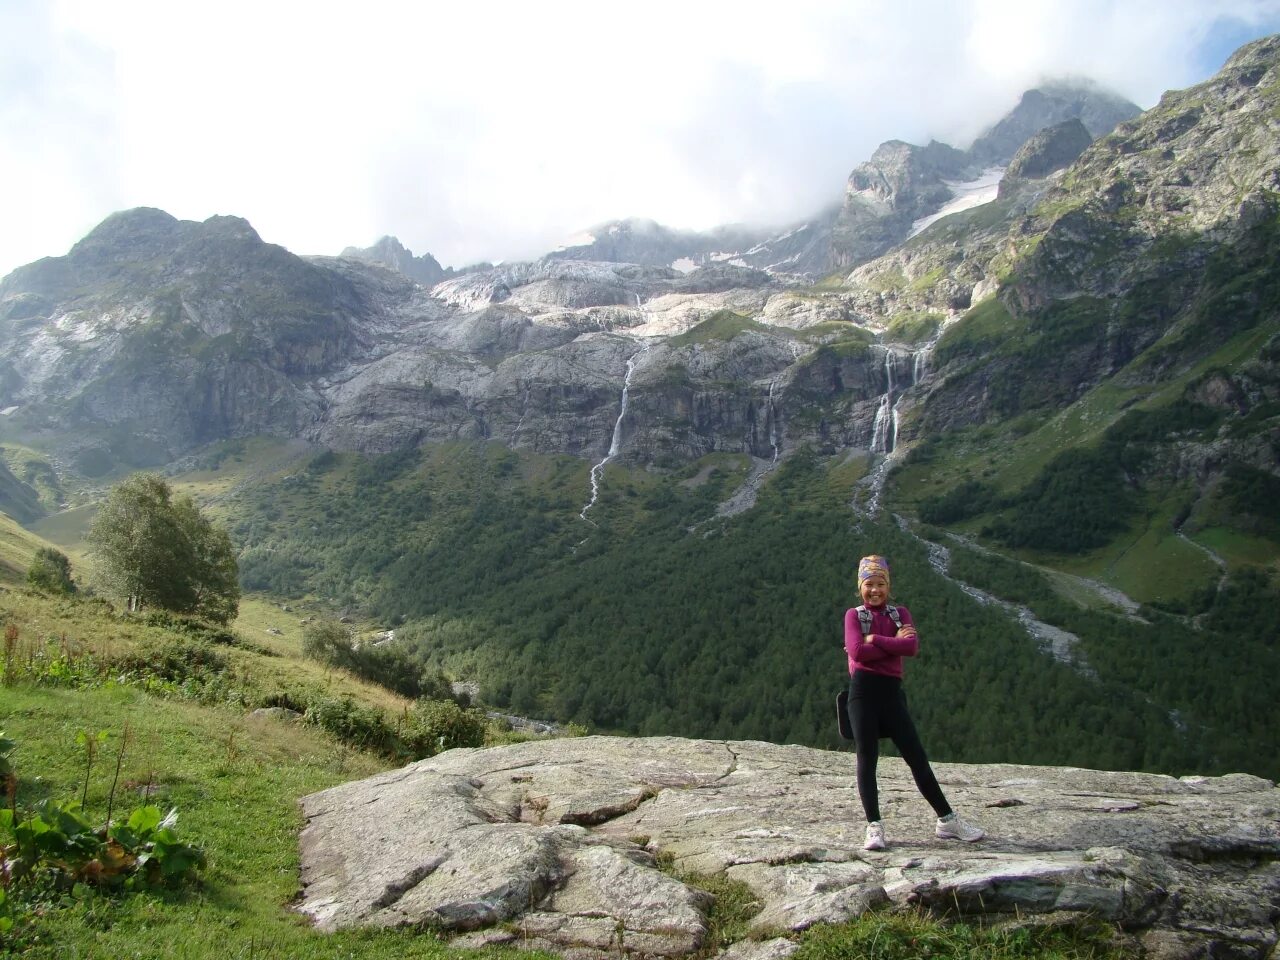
top-left (298, 736), bottom-right (1280, 959)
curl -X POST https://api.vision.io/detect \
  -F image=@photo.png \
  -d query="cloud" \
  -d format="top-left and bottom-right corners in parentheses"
top-left (2, 0), bottom-right (1279, 277)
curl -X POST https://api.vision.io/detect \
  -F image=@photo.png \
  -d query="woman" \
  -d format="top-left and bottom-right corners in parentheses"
top-left (844, 554), bottom-right (984, 851)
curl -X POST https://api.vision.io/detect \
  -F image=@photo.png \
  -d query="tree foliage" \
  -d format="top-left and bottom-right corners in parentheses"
top-left (26, 547), bottom-right (76, 594)
top-left (88, 473), bottom-right (240, 623)
top-left (227, 443), bottom-right (1280, 780)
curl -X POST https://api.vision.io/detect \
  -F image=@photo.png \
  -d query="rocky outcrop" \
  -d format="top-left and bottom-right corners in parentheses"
top-left (298, 736), bottom-right (1280, 959)
top-left (546, 212), bottom-right (840, 281)
top-left (828, 83), bottom-right (1139, 273)
top-left (968, 82), bottom-right (1140, 166)
top-left (998, 118), bottom-right (1093, 196)
top-left (340, 236), bottom-right (449, 287)
top-left (1009, 35), bottom-right (1280, 311)
top-left (546, 218), bottom-right (773, 271)
top-left (831, 140), bottom-right (977, 269)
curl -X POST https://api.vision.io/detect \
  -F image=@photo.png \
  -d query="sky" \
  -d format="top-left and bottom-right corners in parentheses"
top-left (3, 0), bottom-right (1280, 278)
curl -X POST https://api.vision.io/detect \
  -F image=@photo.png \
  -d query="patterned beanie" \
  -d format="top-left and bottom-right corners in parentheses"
top-left (857, 555), bottom-right (891, 587)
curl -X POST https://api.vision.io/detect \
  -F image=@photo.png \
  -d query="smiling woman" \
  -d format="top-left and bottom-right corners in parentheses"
top-left (843, 553), bottom-right (985, 852)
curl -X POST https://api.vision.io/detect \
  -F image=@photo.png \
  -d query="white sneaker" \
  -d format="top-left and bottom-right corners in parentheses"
top-left (935, 814), bottom-right (985, 842)
top-left (864, 821), bottom-right (886, 851)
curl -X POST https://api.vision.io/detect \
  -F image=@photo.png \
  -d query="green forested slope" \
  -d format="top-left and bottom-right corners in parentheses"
top-left (223, 442), bottom-right (1280, 779)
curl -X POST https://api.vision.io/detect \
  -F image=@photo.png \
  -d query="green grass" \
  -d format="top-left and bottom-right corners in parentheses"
top-left (29, 504), bottom-right (98, 554)
top-left (1192, 527), bottom-right (1280, 571)
top-left (0, 583), bottom-right (574, 956)
top-left (907, 265), bottom-right (947, 293)
top-left (885, 310), bottom-right (943, 343)
top-left (862, 268), bottom-right (908, 293)
top-left (1039, 503), bottom-right (1213, 605)
top-left (0, 685), bottom-right (520, 959)
top-left (932, 296), bottom-right (1019, 366)
top-left (0, 443), bottom-right (68, 512)
top-left (794, 321), bottom-right (875, 346)
top-left (0, 512), bottom-right (53, 585)
top-left (667, 310), bottom-right (770, 347)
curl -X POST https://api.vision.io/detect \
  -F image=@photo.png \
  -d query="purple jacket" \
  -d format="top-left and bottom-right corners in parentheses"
top-left (844, 603), bottom-right (918, 679)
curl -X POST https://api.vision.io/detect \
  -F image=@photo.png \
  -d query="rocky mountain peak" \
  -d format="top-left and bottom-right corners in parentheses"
top-left (998, 117), bottom-right (1093, 195)
top-left (1222, 31), bottom-right (1280, 73)
top-left (968, 81), bottom-right (1141, 165)
top-left (341, 235), bottom-right (447, 287)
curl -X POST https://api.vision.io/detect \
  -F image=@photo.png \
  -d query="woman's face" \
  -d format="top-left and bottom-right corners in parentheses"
top-left (860, 574), bottom-right (889, 608)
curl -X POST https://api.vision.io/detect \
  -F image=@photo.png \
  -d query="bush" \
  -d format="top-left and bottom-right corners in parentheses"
top-left (301, 620), bottom-right (455, 701)
top-left (988, 447), bottom-right (1136, 553)
top-left (919, 480), bottom-right (998, 524)
top-left (406, 699), bottom-right (487, 755)
top-left (300, 620), bottom-right (354, 667)
top-left (303, 696), bottom-right (397, 754)
top-left (27, 548), bottom-right (76, 595)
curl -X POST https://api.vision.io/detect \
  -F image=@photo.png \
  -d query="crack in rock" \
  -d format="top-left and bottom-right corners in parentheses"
top-left (299, 736), bottom-right (1280, 959)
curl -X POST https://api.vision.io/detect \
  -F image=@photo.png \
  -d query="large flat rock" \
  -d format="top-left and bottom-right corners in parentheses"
top-left (298, 736), bottom-right (1280, 959)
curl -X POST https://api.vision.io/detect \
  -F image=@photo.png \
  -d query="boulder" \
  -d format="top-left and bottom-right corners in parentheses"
top-left (298, 736), bottom-right (1280, 959)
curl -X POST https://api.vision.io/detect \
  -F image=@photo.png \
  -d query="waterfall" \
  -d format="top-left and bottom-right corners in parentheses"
top-left (767, 380), bottom-right (781, 462)
top-left (580, 344), bottom-right (649, 523)
top-left (869, 347), bottom-right (896, 454)
top-left (510, 386), bottom-right (532, 445)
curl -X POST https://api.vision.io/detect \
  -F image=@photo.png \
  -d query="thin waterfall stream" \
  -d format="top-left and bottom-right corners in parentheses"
top-left (579, 342), bottom-right (650, 524)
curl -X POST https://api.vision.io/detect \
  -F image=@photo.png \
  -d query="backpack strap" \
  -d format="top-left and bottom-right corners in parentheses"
top-left (887, 605), bottom-right (903, 630)
top-left (856, 604), bottom-right (903, 636)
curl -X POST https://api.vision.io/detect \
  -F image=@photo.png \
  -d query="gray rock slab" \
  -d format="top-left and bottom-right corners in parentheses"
top-left (298, 736), bottom-right (1280, 959)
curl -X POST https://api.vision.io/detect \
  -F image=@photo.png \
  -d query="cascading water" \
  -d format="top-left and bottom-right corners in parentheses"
top-left (510, 386), bottom-right (532, 445)
top-left (869, 347), bottom-right (897, 454)
top-left (579, 344), bottom-right (649, 524)
top-left (860, 345), bottom-right (920, 516)
top-left (767, 380), bottom-right (781, 462)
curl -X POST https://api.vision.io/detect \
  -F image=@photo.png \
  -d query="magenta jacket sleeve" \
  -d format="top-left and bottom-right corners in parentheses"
top-left (874, 606), bottom-right (919, 657)
top-left (844, 607), bottom-right (886, 663)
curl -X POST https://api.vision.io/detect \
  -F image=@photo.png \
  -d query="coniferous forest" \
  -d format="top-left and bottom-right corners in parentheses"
top-left (228, 442), bottom-right (1280, 780)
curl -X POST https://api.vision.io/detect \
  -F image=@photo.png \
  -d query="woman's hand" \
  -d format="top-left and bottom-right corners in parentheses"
top-left (896, 626), bottom-right (917, 640)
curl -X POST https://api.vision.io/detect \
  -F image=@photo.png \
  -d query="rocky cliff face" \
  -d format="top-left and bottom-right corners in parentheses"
top-left (919, 34), bottom-right (1280, 442)
top-left (0, 47), bottom-right (1273, 491)
top-left (298, 736), bottom-right (1280, 960)
top-left (999, 117), bottom-right (1093, 192)
top-left (340, 236), bottom-right (450, 287)
top-left (828, 83), bottom-right (1140, 271)
top-left (968, 82), bottom-right (1141, 165)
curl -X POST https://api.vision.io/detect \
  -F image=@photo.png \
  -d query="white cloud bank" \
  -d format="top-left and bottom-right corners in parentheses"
top-left (2, 0), bottom-right (1280, 277)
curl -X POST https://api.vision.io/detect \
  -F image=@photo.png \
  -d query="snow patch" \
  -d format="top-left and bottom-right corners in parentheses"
top-left (670, 258), bottom-right (698, 274)
top-left (908, 166), bottom-right (1005, 238)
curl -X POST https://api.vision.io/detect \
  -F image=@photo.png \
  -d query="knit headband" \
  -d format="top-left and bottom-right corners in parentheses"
top-left (857, 555), bottom-right (891, 586)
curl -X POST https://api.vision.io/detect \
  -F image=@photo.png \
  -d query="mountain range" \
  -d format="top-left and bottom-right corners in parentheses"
top-left (0, 35), bottom-right (1277, 777)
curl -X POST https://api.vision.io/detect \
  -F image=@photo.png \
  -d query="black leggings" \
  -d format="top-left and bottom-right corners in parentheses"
top-left (847, 671), bottom-right (952, 823)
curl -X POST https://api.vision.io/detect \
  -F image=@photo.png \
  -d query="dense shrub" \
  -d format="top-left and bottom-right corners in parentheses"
top-left (987, 447), bottom-right (1136, 552)
top-left (918, 480), bottom-right (998, 524)
top-left (301, 620), bottom-right (454, 701)
top-left (303, 696), bottom-right (397, 754)
top-left (26, 548), bottom-right (76, 595)
top-left (406, 699), bottom-right (487, 754)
